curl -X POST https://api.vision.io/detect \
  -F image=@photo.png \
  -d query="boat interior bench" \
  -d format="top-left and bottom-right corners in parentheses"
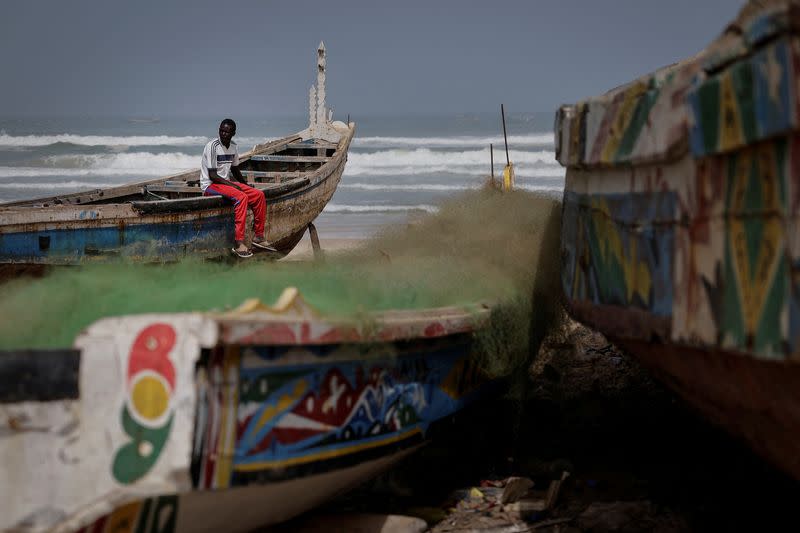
top-left (134, 177), bottom-right (310, 214)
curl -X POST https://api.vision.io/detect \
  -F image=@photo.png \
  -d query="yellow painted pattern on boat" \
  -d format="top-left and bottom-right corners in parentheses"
top-left (233, 427), bottom-right (423, 472)
top-left (214, 346), bottom-right (241, 489)
top-left (104, 500), bottom-right (142, 532)
top-left (729, 147), bottom-right (783, 334)
top-left (600, 82), bottom-right (647, 163)
top-left (591, 198), bottom-right (652, 305)
top-left (251, 379), bottom-right (308, 436)
top-left (719, 73), bottom-right (745, 152)
top-left (441, 357), bottom-right (486, 399)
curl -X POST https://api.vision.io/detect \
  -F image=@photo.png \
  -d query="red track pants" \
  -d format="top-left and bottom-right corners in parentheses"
top-left (205, 182), bottom-right (266, 242)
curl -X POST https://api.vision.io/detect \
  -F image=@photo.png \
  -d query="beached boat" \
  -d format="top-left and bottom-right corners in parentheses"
top-left (556, 0), bottom-right (800, 479)
top-left (1, 288), bottom-right (492, 532)
top-left (0, 43), bottom-right (353, 264)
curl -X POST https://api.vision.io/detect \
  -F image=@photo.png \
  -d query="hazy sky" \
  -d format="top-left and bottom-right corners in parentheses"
top-left (1, 0), bottom-right (744, 118)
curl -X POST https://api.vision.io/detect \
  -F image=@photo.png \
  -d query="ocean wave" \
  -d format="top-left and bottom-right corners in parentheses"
top-left (0, 130), bottom-right (552, 150)
top-left (0, 152), bottom-right (198, 178)
top-left (45, 152), bottom-right (197, 170)
top-left (0, 180), bottom-right (118, 190)
top-left (344, 165), bottom-right (564, 178)
top-left (341, 181), bottom-right (563, 192)
top-left (0, 133), bottom-right (212, 148)
top-left (517, 183), bottom-right (566, 193)
top-left (323, 204), bottom-right (439, 214)
top-left (509, 167), bottom-right (564, 178)
top-left (0, 145), bottom-right (563, 184)
top-left (342, 183), bottom-right (473, 192)
top-left (0, 167), bottom-right (152, 178)
top-left (346, 148), bottom-right (557, 176)
top-left (354, 133), bottom-right (553, 148)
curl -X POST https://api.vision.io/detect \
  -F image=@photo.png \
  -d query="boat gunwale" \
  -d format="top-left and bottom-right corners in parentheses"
top-left (0, 126), bottom-right (354, 229)
top-left (214, 301), bottom-right (492, 346)
top-left (0, 126), bottom-right (354, 211)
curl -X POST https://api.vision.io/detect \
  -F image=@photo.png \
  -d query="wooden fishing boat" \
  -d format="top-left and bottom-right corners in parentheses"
top-left (0, 43), bottom-right (353, 264)
top-left (556, 0), bottom-right (800, 479)
top-left (1, 288), bottom-right (493, 532)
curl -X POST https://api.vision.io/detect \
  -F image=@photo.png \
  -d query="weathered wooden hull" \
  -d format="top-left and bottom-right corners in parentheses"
top-left (1, 291), bottom-right (493, 532)
top-left (72, 449), bottom-right (420, 533)
top-left (0, 128), bottom-right (352, 264)
top-left (613, 338), bottom-right (800, 479)
top-left (0, 207), bottom-right (233, 263)
top-left (556, 0), bottom-right (800, 478)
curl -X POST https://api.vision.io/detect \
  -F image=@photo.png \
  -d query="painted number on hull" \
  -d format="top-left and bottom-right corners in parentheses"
top-left (113, 324), bottom-right (177, 484)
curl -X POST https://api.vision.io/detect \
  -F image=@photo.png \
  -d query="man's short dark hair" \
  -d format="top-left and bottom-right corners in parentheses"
top-left (220, 118), bottom-right (236, 131)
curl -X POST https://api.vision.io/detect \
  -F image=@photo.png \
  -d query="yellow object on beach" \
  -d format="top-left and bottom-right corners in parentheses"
top-left (227, 287), bottom-right (321, 319)
top-left (502, 163), bottom-right (515, 191)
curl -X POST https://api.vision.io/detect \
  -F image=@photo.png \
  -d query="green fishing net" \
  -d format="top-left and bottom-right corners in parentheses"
top-left (0, 188), bottom-right (564, 377)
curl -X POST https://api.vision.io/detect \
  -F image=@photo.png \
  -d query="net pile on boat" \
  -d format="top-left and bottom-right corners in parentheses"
top-left (0, 188), bottom-right (563, 379)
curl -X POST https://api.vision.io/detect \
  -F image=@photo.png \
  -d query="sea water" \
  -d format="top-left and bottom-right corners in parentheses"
top-left (0, 112), bottom-right (563, 239)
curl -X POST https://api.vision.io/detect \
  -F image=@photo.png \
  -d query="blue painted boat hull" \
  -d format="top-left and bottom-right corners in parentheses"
top-left (0, 213), bottom-right (233, 264)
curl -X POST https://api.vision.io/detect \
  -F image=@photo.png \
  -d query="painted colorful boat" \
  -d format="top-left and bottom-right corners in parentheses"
top-left (0, 43), bottom-right (353, 264)
top-left (1, 288), bottom-right (493, 532)
top-left (556, 0), bottom-right (800, 479)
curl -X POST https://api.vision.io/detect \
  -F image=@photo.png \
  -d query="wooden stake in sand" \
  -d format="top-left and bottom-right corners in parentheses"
top-left (500, 104), bottom-right (515, 191)
top-left (490, 143), bottom-right (495, 186)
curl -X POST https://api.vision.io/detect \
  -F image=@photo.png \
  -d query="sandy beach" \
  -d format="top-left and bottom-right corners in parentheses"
top-left (280, 210), bottom-right (429, 260)
top-left (282, 235), bottom-right (365, 261)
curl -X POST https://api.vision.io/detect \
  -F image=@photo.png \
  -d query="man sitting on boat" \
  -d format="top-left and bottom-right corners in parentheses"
top-left (201, 118), bottom-right (275, 258)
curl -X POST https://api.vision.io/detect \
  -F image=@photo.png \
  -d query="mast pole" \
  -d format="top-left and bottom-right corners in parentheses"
top-left (501, 104), bottom-right (510, 166)
top-left (490, 143), bottom-right (495, 180)
top-left (316, 42), bottom-right (327, 130)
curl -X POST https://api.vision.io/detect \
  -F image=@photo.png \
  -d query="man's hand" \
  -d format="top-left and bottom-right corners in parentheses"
top-left (209, 169), bottom-right (243, 191)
